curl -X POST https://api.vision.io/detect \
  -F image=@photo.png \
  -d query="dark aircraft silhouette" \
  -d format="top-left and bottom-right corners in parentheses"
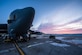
top-left (0, 7), bottom-right (35, 41)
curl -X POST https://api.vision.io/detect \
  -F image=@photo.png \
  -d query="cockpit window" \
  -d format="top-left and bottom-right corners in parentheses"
top-left (8, 15), bottom-right (16, 24)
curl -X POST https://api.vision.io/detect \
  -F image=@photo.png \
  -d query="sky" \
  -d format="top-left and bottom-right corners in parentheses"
top-left (0, 0), bottom-right (82, 34)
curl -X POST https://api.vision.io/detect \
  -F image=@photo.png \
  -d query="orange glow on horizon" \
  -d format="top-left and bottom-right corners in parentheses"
top-left (39, 28), bottom-right (82, 34)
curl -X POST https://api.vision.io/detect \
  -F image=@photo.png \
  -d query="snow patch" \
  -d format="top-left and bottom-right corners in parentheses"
top-left (27, 43), bottom-right (44, 48)
top-left (50, 43), bottom-right (70, 47)
top-left (56, 37), bottom-right (65, 40)
top-left (63, 40), bottom-right (82, 44)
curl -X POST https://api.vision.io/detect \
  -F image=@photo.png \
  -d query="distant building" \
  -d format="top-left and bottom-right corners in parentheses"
top-left (0, 24), bottom-right (8, 34)
top-left (29, 30), bottom-right (44, 35)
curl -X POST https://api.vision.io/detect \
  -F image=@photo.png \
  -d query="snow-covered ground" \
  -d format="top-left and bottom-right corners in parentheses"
top-left (56, 37), bottom-right (65, 40)
top-left (56, 37), bottom-right (82, 44)
top-left (63, 40), bottom-right (82, 44)
top-left (56, 37), bottom-right (82, 48)
top-left (30, 34), bottom-right (82, 47)
top-left (50, 42), bottom-right (70, 47)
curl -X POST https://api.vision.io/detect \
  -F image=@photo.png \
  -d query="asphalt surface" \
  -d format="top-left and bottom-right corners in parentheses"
top-left (0, 37), bottom-right (82, 55)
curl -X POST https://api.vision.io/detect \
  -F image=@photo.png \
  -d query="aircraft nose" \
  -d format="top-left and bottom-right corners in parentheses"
top-left (23, 7), bottom-right (35, 14)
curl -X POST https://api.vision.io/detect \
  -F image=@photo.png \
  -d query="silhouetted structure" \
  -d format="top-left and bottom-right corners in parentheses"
top-left (0, 24), bottom-right (7, 33)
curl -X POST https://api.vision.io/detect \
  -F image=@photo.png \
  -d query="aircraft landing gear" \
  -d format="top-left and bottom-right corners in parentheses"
top-left (21, 34), bottom-right (27, 42)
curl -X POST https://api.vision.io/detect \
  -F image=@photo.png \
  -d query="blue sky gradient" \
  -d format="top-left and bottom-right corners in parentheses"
top-left (0, 0), bottom-right (82, 34)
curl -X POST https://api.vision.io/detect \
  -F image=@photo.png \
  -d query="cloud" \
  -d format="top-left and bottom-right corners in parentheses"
top-left (38, 23), bottom-right (57, 34)
top-left (38, 17), bottom-right (82, 34)
top-left (53, 28), bottom-right (82, 34)
top-left (38, 23), bottom-right (82, 34)
top-left (36, 1), bottom-right (82, 34)
top-left (63, 17), bottom-right (82, 25)
top-left (36, 2), bottom-right (82, 28)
